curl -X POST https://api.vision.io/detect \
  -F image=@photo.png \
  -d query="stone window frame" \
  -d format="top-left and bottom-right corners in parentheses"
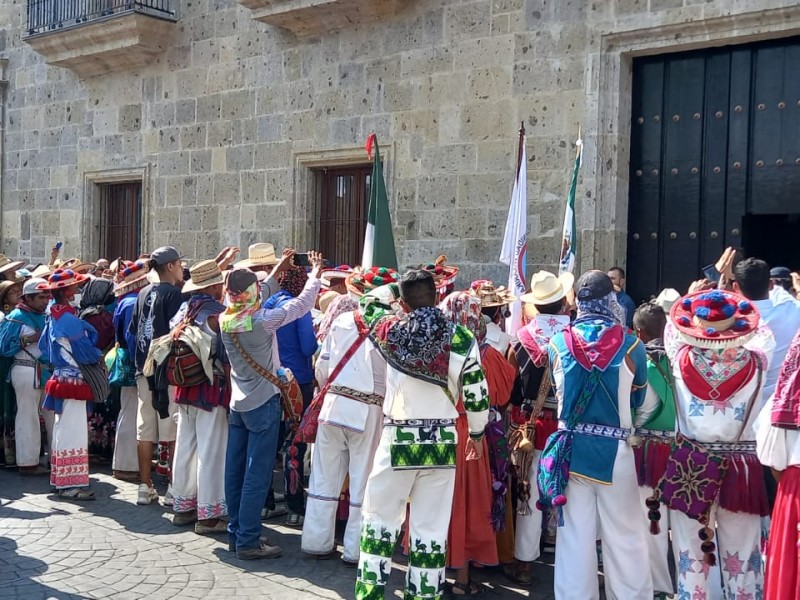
top-left (290, 145), bottom-right (394, 255)
top-left (591, 5), bottom-right (800, 269)
top-left (82, 166), bottom-right (151, 261)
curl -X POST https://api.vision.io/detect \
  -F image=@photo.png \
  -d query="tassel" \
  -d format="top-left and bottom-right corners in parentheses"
top-left (287, 442), bottom-right (302, 495)
top-left (699, 527), bottom-right (717, 566)
top-left (646, 496), bottom-right (661, 536)
top-left (649, 519), bottom-right (660, 536)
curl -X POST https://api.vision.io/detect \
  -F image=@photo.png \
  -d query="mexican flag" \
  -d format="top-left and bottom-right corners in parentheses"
top-left (558, 137), bottom-right (583, 275)
top-left (362, 134), bottom-right (398, 270)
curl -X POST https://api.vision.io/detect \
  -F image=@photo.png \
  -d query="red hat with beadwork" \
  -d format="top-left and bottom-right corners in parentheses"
top-left (345, 267), bottom-right (400, 298)
top-left (423, 255), bottom-right (459, 293)
top-left (670, 290), bottom-right (760, 349)
top-left (46, 269), bottom-right (88, 291)
top-left (113, 260), bottom-right (150, 297)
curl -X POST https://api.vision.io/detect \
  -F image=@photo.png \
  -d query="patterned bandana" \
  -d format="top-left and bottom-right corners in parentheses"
top-left (677, 345), bottom-right (757, 402)
top-left (50, 303), bottom-right (76, 321)
top-left (220, 283), bottom-right (260, 333)
top-left (359, 283), bottom-right (402, 326)
top-left (772, 330), bottom-right (800, 428)
top-left (277, 265), bottom-right (307, 298)
top-left (517, 314), bottom-right (570, 367)
top-left (370, 306), bottom-right (454, 388)
top-left (317, 294), bottom-right (358, 341)
top-left (439, 291), bottom-right (486, 343)
top-left (576, 291), bottom-right (625, 325)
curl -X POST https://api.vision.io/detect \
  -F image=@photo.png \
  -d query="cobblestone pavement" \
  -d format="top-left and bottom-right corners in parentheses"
top-left (0, 467), bottom-right (556, 599)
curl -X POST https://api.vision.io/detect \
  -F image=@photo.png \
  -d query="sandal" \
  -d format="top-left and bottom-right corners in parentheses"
top-left (286, 512), bottom-right (304, 527)
top-left (58, 488), bottom-right (95, 501)
top-left (449, 581), bottom-right (484, 596)
top-left (503, 563), bottom-right (533, 586)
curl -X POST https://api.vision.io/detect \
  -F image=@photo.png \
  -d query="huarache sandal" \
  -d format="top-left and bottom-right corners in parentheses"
top-left (503, 563), bottom-right (533, 586)
top-left (449, 580), bottom-right (484, 596)
top-left (58, 488), bottom-right (95, 501)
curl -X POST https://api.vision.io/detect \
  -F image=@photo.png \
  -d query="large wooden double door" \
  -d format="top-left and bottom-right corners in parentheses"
top-left (627, 37), bottom-right (800, 302)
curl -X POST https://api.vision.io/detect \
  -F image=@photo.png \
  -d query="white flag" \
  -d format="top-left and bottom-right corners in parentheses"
top-left (499, 138), bottom-right (527, 336)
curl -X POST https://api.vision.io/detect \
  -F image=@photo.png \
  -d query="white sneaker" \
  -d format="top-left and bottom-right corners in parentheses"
top-left (137, 484), bottom-right (158, 505)
top-left (163, 484), bottom-right (174, 506)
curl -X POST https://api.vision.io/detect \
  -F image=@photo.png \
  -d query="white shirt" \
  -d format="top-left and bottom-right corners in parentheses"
top-left (752, 297), bottom-right (800, 401)
top-left (484, 321), bottom-right (512, 356)
top-left (755, 397), bottom-right (800, 470)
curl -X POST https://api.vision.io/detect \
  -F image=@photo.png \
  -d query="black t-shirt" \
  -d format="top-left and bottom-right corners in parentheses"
top-left (128, 282), bottom-right (184, 372)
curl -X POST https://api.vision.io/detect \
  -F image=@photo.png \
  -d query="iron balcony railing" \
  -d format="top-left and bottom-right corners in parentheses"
top-left (26, 0), bottom-right (176, 37)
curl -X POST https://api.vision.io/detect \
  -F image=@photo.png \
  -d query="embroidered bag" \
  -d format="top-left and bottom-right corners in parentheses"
top-left (647, 354), bottom-right (762, 566)
top-left (536, 367), bottom-right (604, 525)
top-left (165, 304), bottom-right (207, 389)
top-left (294, 312), bottom-right (371, 445)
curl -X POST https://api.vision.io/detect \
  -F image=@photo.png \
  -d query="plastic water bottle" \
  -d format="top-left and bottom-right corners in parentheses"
top-left (276, 367), bottom-right (293, 384)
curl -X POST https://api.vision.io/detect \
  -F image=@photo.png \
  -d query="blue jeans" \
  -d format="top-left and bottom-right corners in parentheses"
top-left (225, 394), bottom-right (281, 551)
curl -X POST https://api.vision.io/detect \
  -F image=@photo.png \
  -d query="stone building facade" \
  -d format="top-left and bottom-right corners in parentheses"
top-left (0, 0), bottom-right (798, 285)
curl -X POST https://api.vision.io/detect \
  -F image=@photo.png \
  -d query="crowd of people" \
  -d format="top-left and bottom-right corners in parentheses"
top-left (2, 241), bottom-right (800, 600)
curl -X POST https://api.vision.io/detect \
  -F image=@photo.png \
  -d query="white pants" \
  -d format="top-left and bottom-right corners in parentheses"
top-left (638, 486), bottom-right (675, 594)
top-left (135, 376), bottom-right (177, 443)
top-left (356, 427), bottom-right (455, 600)
top-left (12, 365), bottom-right (51, 467)
top-left (514, 449), bottom-right (542, 562)
top-left (671, 507), bottom-right (761, 600)
top-left (172, 404), bottom-right (228, 519)
top-left (112, 386), bottom-right (139, 472)
top-left (555, 445), bottom-right (653, 600)
top-left (302, 408), bottom-right (383, 561)
top-left (50, 399), bottom-right (89, 489)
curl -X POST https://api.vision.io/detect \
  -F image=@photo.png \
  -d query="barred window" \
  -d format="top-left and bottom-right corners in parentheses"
top-left (96, 182), bottom-right (142, 262)
top-left (313, 166), bottom-right (371, 266)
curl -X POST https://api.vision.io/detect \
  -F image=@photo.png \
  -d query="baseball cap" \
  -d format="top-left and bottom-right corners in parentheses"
top-left (22, 277), bottom-right (49, 296)
top-left (770, 266), bottom-right (791, 280)
top-left (150, 246), bottom-right (183, 266)
top-left (226, 268), bottom-right (258, 295)
top-left (576, 270), bottom-right (614, 301)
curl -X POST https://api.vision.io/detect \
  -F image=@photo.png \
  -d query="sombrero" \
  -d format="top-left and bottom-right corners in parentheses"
top-left (423, 255), bottom-right (459, 292)
top-left (321, 265), bottom-right (354, 289)
top-left (234, 243), bottom-right (279, 269)
top-left (61, 258), bottom-right (95, 275)
top-left (670, 290), bottom-right (760, 349)
top-left (46, 269), bottom-right (89, 291)
top-left (345, 267), bottom-right (400, 298)
top-left (0, 255), bottom-right (26, 279)
top-left (469, 280), bottom-right (517, 307)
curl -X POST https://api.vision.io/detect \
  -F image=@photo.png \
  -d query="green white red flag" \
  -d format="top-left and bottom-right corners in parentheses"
top-left (362, 133), bottom-right (398, 270)
top-left (558, 136), bottom-right (582, 275)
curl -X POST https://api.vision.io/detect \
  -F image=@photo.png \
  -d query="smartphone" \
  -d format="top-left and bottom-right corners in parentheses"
top-left (55, 241), bottom-right (63, 250)
top-left (293, 253), bottom-right (333, 267)
top-left (702, 264), bottom-right (721, 283)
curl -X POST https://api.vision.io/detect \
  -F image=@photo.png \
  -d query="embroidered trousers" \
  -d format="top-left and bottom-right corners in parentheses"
top-left (112, 385), bottom-right (138, 472)
top-left (514, 449), bottom-right (543, 562)
top-left (356, 427), bottom-right (455, 600)
top-left (671, 507), bottom-right (762, 600)
top-left (301, 407), bottom-right (383, 562)
top-left (556, 445), bottom-right (653, 600)
top-left (50, 399), bottom-right (89, 489)
top-left (172, 404), bottom-right (228, 519)
top-left (12, 365), bottom-right (51, 467)
top-left (637, 486), bottom-right (676, 594)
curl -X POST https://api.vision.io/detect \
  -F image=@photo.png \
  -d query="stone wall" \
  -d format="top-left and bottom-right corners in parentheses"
top-left (0, 0), bottom-right (798, 286)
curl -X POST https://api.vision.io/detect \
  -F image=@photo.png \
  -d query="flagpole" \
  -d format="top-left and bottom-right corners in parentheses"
top-left (516, 121), bottom-right (526, 175)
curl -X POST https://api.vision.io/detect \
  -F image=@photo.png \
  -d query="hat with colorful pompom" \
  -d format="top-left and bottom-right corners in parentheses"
top-left (345, 266), bottom-right (400, 299)
top-left (422, 255), bottom-right (459, 294)
top-left (670, 290), bottom-right (760, 349)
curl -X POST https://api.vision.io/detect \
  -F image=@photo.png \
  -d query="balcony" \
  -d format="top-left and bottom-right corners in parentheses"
top-left (24, 1), bottom-right (177, 78)
top-left (238, 0), bottom-right (398, 37)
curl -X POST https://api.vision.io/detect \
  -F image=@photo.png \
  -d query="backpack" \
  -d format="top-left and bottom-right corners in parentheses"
top-left (164, 304), bottom-right (208, 388)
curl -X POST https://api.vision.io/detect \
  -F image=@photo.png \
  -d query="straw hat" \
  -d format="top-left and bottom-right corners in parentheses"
top-left (113, 261), bottom-right (150, 297)
top-left (423, 255), bottom-right (459, 291)
top-left (670, 290), bottom-right (760, 350)
top-left (469, 280), bottom-right (516, 307)
top-left (46, 269), bottom-right (88, 291)
top-left (321, 266), bottom-right (354, 289)
top-left (234, 243), bottom-right (279, 269)
top-left (30, 264), bottom-right (55, 279)
top-left (0, 280), bottom-right (21, 304)
top-left (346, 267), bottom-right (400, 298)
top-left (183, 260), bottom-right (224, 293)
top-left (520, 271), bottom-right (574, 305)
top-left (319, 290), bottom-right (341, 314)
top-left (0, 254), bottom-right (26, 279)
top-left (654, 288), bottom-right (681, 313)
top-left (61, 258), bottom-right (95, 274)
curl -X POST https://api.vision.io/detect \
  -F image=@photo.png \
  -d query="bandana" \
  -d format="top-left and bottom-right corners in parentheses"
top-left (568, 292), bottom-right (625, 372)
top-left (220, 283), bottom-right (260, 333)
top-left (576, 291), bottom-right (625, 325)
top-left (359, 283), bottom-right (402, 326)
top-left (517, 314), bottom-right (570, 367)
top-left (51, 303), bottom-right (76, 321)
top-left (677, 345), bottom-right (757, 402)
top-left (370, 306), bottom-right (453, 388)
top-left (277, 265), bottom-right (307, 298)
top-left (772, 331), bottom-right (800, 428)
top-left (317, 294), bottom-right (358, 341)
top-left (439, 291), bottom-right (486, 343)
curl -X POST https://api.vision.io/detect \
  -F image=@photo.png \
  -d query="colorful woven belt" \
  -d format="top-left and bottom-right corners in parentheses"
top-left (384, 417), bottom-right (456, 427)
top-left (634, 427), bottom-right (675, 440)
top-left (703, 441), bottom-right (756, 453)
top-left (329, 385), bottom-right (383, 407)
top-left (13, 359), bottom-right (37, 369)
top-left (572, 423), bottom-right (630, 440)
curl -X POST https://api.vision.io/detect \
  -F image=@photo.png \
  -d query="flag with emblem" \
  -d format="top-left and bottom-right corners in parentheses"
top-left (499, 125), bottom-right (527, 335)
top-left (558, 134), bottom-right (583, 275)
top-left (362, 133), bottom-right (398, 270)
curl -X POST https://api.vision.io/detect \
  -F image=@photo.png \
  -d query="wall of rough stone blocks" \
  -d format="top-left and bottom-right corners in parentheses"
top-left (0, 0), bottom-right (797, 286)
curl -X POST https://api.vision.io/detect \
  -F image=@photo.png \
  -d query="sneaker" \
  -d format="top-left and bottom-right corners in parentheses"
top-left (163, 484), bottom-right (174, 506)
top-left (137, 484), bottom-right (158, 505)
top-left (236, 540), bottom-right (283, 560)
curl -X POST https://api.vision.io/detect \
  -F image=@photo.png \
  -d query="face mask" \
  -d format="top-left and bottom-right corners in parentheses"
top-left (71, 293), bottom-right (82, 308)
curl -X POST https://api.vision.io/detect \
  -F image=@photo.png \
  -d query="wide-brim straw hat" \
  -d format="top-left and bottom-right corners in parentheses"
top-left (0, 280), bottom-right (22, 304)
top-left (318, 290), bottom-right (341, 314)
top-left (670, 290), bottom-right (760, 350)
top-left (30, 264), bottom-right (55, 279)
top-left (183, 260), bottom-right (225, 293)
top-left (654, 288), bottom-right (681, 313)
top-left (46, 269), bottom-right (88, 291)
top-left (520, 271), bottom-right (575, 306)
top-left (0, 255), bottom-right (26, 278)
top-left (423, 255), bottom-right (459, 291)
top-left (321, 266), bottom-right (354, 289)
top-left (346, 267), bottom-right (400, 299)
top-left (113, 261), bottom-right (150, 296)
top-left (234, 243), bottom-right (279, 269)
top-left (61, 258), bottom-right (95, 274)
top-left (469, 280), bottom-right (517, 307)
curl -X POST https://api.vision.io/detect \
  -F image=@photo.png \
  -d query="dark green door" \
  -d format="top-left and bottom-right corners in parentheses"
top-left (627, 37), bottom-right (800, 303)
